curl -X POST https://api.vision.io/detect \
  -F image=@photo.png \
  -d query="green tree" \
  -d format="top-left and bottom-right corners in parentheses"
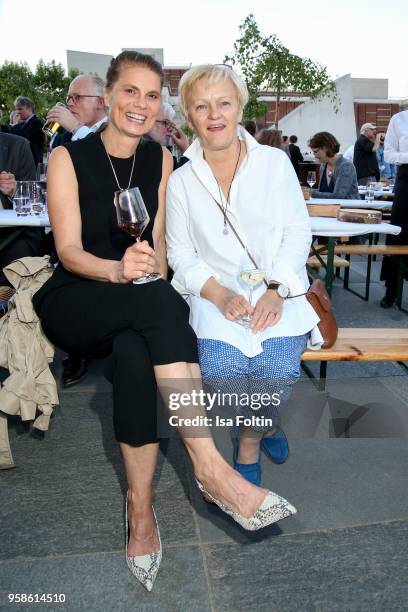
top-left (0, 61), bottom-right (36, 120)
top-left (0, 60), bottom-right (79, 122)
top-left (225, 14), bottom-right (338, 125)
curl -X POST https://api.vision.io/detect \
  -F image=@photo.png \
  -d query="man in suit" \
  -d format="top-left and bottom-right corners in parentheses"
top-left (0, 132), bottom-right (43, 284)
top-left (9, 97), bottom-right (45, 165)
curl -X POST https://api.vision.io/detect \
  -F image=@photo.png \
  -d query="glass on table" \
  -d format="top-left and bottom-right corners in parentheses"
top-left (13, 181), bottom-right (31, 216)
top-left (114, 187), bottom-right (161, 284)
top-left (29, 181), bottom-right (47, 215)
top-left (36, 162), bottom-right (48, 183)
top-left (365, 182), bottom-right (375, 205)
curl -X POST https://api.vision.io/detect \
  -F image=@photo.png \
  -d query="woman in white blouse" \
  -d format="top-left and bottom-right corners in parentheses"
top-left (166, 65), bottom-right (321, 486)
top-left (380, 110), bottom-right (408, 307)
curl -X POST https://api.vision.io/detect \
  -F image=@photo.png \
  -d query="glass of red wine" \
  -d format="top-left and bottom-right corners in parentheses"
top-left (114, 187), bottom-right (161, 284)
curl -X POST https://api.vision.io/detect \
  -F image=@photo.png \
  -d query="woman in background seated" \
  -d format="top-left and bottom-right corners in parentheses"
top-left (308, 131), bottom-right (359, 200)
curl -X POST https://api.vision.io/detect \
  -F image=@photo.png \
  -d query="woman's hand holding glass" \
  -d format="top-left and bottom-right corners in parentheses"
top-left (216, 287), bottom-right (253, 322)
top-left (115, 240), bottom-right (157, 284)
top-left (250, 290), bottom-right (283, 333)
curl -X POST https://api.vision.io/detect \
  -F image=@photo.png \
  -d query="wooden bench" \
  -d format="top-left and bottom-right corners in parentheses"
top-left (307, 255), bottom-right (349, 271)
top-left (333, 244), bottom-right (408, 303)
top-left (301, 328), bottom-right (408, 390)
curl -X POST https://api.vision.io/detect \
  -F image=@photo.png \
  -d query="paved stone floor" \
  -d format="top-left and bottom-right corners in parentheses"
top-left (1, 259), bottom-right (408, 611)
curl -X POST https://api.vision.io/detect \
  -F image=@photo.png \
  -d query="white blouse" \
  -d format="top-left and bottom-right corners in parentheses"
top-left (384, 110), bottom-right (408, 166)
top-left (166, 127), bottom-right (322, 357)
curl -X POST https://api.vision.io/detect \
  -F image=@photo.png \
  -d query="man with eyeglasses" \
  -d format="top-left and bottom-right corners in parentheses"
top-left (147, 102), bottom-right (189, 167)
top-left (47, 75), bottom-right (107, 148)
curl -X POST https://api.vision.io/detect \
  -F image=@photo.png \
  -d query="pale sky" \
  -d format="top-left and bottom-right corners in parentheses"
top-left (0, 0), bottom-right (407, 98)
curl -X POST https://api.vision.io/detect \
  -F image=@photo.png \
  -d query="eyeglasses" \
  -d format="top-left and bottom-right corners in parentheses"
top-left (66, 94), bottom-right (101, 105)
top-left (155, 119), bottom-right (172, 127)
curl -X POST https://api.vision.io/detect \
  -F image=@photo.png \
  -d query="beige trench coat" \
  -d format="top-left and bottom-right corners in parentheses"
top-left (0, 256), bottom-right (58, 468)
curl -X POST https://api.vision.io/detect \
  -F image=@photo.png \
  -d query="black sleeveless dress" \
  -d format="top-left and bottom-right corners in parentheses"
top-left (33, 133), bottom-right (198, 444)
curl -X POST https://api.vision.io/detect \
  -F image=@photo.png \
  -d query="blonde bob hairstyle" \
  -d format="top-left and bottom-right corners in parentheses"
top-left (178, 64), bottom-right (249, 120)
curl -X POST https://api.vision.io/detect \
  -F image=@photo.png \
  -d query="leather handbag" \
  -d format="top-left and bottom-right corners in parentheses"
top-left (210, 198), bottom-right (338, 349)
top-left (304, 279), bottom-right (338, 348)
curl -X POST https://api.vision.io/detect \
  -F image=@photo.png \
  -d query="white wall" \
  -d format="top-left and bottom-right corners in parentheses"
top-left (67, 50), bottom-right (113, 79)
top-left (278, 74), bottom-right (357, 155)
top-left (122, 48), bottom-right (164, 65)
top-left (351, 78), bottom-right (388, 100)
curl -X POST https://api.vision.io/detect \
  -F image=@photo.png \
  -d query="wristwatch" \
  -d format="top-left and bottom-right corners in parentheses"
top-left (267, 282), bottom-right (290, 299)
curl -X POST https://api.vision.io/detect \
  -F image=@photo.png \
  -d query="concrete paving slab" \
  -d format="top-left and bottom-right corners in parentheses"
top-left (3, 396), bottom-right (198, 561)
top-left (0, 547), bottom-right (211, 612)
top-left (204, 520), bottom-right (408, 612)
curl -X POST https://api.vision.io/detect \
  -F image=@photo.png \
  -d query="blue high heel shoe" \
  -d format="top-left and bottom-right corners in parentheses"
top-left (233, 435), bottom-right (261, 486)
top-left (261, 426), bottom-right (289, 464)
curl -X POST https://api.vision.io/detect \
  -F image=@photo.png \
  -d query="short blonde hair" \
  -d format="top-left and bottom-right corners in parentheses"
top-left (178, 64), bottom-right (249, 119)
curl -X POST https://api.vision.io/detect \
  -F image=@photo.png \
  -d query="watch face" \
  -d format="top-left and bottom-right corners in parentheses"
top-left (278, 284), bottom-right (290, 298)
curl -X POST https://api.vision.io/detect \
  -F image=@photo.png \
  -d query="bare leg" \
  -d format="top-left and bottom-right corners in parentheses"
top-left (154, 362), bottom-right (268, 518)
top-left (121, 441), bottom-right (160, 556)
top-left (237, 426), bottom-right (278, 464)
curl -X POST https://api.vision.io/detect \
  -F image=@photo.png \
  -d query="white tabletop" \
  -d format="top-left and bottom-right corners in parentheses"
top-left (310, 216), bottom-right (401, 237)
top-left (308, 198), bottom-right (392, 210)
top-left (0, 210), bottom-right (50, 228)
top-left (0, 210), bottom-right (400, 240)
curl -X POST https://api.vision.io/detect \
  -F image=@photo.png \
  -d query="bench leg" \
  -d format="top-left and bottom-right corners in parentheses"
top-left (397, 361), bottom-right (408, 374)
top-left (343, 255), bottom-right (351, 289)
top-left (325, 238), bottom-right (335, 297)
top-left (365, 253), bottom-right (372, 301)
top-left (343, 234), bottom-right (373, 301)
top-left (319, 362), bottom-right (327, 392)
top-left (372, 232), bottom-right (379, 261)
top-left (301, 361), bottom-right (327, 392)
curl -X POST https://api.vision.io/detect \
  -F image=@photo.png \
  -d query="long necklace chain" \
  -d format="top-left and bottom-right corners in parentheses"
top-left (206, 139), bottom-right (242, 235)
top-left (101, 134), bottom-right (136, 191)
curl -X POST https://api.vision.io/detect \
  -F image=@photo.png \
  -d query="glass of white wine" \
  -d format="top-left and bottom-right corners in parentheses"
top-left (237, 267), bottom-right (266, 327)
top-left (307, 171), bottom-right (316, 189)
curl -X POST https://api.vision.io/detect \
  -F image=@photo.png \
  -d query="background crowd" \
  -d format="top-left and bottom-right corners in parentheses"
top-left (0, 77), bottom-right (402, 320)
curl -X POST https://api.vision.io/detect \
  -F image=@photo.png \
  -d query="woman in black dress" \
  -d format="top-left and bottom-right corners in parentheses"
top-left (33, 51), bottom-right (292, 591)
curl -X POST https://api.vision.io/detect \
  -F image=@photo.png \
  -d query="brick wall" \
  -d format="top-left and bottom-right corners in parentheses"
top-left (354, 103), bottom-right (401, 133)
top-left (164, 68), bottom-right (188, 96)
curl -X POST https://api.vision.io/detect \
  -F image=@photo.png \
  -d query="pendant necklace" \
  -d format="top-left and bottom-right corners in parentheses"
top-left (206, 139), bottom-right (242, 235)
top-left (101, 134), bottom-right (136, 191)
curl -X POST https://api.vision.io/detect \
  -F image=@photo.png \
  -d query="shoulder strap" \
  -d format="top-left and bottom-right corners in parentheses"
top-left (210, 197), bottom-right (268, 286)
top-left (211, 195), bottom-right (308, 298)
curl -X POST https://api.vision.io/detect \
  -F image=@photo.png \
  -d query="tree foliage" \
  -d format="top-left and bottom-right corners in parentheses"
top-left (225, 14), bottom-right (338, 124)
top-left (0, 60), bottom-right (79, 122)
